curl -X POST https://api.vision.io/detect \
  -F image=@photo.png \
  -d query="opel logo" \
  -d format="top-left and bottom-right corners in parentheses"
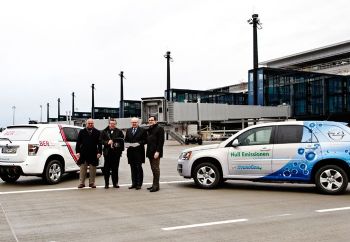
top-left (328, 129), bottom-right (345, 141)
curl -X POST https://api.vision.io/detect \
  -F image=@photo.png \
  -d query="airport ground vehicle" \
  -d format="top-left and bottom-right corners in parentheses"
top-left (0, 124), bottom-right (104, 184)
top-left (178, 121), bottom-right (350, 195)
top-left (185, 134), bottom-right (203, 145)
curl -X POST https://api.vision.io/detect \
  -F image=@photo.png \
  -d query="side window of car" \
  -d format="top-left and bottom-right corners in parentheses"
top-left (301, 126), bottom-right (318, 143)
top-left (237, 127), bottom-right (273, 146)
top-left (63, 128), bottom-right (78, 142)
top-left (275, 125), bottom-right (303, 144)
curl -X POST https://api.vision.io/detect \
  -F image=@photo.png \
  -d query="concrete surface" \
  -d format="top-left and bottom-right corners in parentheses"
top-left (1, 141), bottom-right (350, 242)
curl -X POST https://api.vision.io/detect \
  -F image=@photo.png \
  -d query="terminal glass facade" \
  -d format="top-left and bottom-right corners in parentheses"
top-left (166, 88), bottom-right (247, 105)
top-left (248, 67), bottom-right (350, 121)
top-left (121, 100), bottom-right (141, 118)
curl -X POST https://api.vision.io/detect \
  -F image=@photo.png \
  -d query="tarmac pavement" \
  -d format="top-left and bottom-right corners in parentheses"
top-left (1, 141), bottom-right (350, 242)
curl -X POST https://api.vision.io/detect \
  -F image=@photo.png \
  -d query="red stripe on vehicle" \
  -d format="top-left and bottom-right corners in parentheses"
top-left (58, 125), bottom-right (78, 162)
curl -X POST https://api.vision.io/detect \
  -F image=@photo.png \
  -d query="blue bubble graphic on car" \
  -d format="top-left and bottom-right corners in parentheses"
top-left (292, 169), bottom-right (298, 175)
top-left (303, 170), bottom-right (309, 175)
top-left (299, 163), bottom-right (307, 170)
top-left (309, 123), bottom-right (316, 128)
top-left (298, 148), bottom-right (305, 155)
top-left (283, 170), bottom-right (291, 177)
top-left (305, 151), bottom-right (316, 161)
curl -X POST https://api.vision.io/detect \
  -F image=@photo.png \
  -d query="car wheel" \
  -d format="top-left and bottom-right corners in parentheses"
top-left (193, 162), bottom-right (221, 189)
top-left (0, 172), bottom-right (20, 183)
top-left (315, 165), bottom-right (348, 195)
top-left (198, 139), bottom-right (203, 145)
top-left (43, 160), bottom-right (63, 185)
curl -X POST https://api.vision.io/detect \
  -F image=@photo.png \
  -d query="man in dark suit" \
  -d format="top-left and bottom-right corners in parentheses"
top-left (100, 119), bottom-right (124, 189)
top-left (125, 117), bottom-right (147, 190)
top-left (76, 118), bottom-right (102, 189)
top-left (146, 115), bottom-right (165, 192)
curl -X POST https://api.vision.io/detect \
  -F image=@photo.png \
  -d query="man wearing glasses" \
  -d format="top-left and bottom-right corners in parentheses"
top-left (146, 116), bottom-right (165, 192)
top-left (76, 119), bottom-right (102, 189)
top-left (125, 117), bottom-right (147, 190)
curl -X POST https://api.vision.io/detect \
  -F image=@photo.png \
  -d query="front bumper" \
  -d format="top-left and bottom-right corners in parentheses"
top-left (177, 159), bottom-right (192, 178)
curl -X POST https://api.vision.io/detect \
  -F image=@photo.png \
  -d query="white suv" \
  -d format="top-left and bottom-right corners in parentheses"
top-left (178, 121), bottom-right (350, 195)
top-left (0, 124), bottom-right (104, 184)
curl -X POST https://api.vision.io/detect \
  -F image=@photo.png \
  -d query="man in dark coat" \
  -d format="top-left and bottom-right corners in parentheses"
top-left (76, 118), bottom-right (102, 188)
top-left (124, 117), bottom-right (147, 190)
top-left (100, 119), bottom-right (124, 189)
top-left (146, 115), bottom-right (165, 192)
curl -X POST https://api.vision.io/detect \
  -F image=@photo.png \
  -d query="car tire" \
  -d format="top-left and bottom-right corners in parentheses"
top-left (0, 172), bottom-right (20, 183)
top-left (193, 162), bottom-right (221, 189)
top-left (198, 139), bottom-right (203, 145)
top-left (315, 165), bottom-right (348, 195)
top-left (43, 160), bottom-right (63, 185)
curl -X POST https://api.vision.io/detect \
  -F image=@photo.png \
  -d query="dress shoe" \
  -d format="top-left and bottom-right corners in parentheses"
top-left (135, 186), bottom-right (141, 190)
top-left (89, 183), bottom-right (96, 188)
top-left (113, 185), bottom-right (120, 188)
top-left (78, 184), bottom-right (85, 189)
top-left (149, 188), bottom-right (159, 192)
top-left (104, 185), bottom-right (109, 189)
top-left (128, 186), bottom-right (136, 189)
top-left (146, 186), bottom-right (153, 190)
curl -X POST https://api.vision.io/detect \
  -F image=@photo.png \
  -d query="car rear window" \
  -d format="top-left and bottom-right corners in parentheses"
top-left (0, 127), bottom-right (38, 141)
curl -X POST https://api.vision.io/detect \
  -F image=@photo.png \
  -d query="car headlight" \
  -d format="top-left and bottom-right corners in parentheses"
top-left (179, 151), bottom-right (192, 160)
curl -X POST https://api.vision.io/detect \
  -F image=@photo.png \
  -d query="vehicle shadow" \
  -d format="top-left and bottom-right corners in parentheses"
top-left (0, 170), bottom-right (105, 187)
top-left (179, 180), bottom-right (350, 195)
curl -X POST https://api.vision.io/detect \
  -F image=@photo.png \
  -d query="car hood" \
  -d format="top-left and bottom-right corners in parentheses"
top-left (182, 144), bottom-right (220, 153)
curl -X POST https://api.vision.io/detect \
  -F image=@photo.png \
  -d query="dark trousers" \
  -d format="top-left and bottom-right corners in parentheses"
top-left (149, 158), bottom-right (160, 189)
top-left (130, 162), bottom-right (143, 187)
top-left (103, 153), bottom-right (121, 186)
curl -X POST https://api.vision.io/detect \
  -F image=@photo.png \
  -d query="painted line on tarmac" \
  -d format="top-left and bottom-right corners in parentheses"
top-left (0, 180), bottom-right (192, 195)
top-left (0, 203), bottom-right (19, 242)
top-left (315, 206), bottom-right (350, 213)
top-left (162, 218), bottom-right (248, 231)
top-left (264, 213), bottom-right (292, 218)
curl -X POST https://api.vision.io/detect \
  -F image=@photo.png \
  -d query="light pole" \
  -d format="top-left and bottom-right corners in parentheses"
top-left (40, 105), bottom-right (42, 123)
top-left (57, 98), bottom-right (61, 121)
top-left (12, 106), bottom-right (16, 125)
top-left (248, 13), bottom-right (262, 105)
top-left (91, 84), bottom-right (95, 119)
top-left (164, 51), bottom-right (173, 125)
top-left (119, 71), bottom-right (125, 118)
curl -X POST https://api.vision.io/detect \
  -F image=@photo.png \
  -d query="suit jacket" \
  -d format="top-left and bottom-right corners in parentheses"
top-left (76, 128), bottom-right (102, 166)
top-left (125, 127), bottom-right (147, 163)
top-left (100, 127), bottom-right (125, 157)
top-left (146, 123), bottom-right (165, 159)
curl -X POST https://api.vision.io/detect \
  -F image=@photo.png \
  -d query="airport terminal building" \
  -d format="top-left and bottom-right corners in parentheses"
top-left (250, 40), bottom-right (350, 122)
top-left (50, 40), bottom-right (350, 140)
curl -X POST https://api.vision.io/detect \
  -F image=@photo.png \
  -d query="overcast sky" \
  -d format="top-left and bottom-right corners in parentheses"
top-left (0, 0), bottom-right (349, 127)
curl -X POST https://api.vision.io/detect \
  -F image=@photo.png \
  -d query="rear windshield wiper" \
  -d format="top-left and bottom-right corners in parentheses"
top-left (0, 138), bottom-right (12, 143)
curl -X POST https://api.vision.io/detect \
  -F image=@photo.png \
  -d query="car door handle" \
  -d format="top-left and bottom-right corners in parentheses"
top-left (260, 148), bottom-right (271, 151)
top-left (61, 144), bottom-right (67, 147)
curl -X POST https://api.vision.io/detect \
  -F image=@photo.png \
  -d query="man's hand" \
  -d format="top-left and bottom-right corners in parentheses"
top-left (97, 153), bottom-right (101, 159)
top-left (154, 151), bottom-right (159, 159)
top-left (76, 153), bottom-right (80, 160)
top-left (108, 140), bottom-right (113, 145)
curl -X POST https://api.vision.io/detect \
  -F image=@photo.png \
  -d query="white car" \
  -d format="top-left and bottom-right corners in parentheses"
top-left (178, 121), bottom-right (350, 195)
top-left (0, 124), bottom-right (104, 184)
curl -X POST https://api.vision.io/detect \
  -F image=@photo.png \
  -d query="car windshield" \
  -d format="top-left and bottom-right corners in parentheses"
top-left (0, 127), bottom-right (38, 141)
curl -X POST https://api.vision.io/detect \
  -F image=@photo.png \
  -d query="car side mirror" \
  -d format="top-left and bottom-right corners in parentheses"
top-left (232, 139), bottom-right (239, 147)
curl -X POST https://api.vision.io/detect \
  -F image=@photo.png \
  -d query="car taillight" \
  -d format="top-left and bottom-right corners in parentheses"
top-left (28, 144), bottom-right (39, 156)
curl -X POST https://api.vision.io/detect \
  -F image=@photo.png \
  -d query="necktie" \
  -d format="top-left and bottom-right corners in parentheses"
top-left (132, 128), bottom-right (136, 135)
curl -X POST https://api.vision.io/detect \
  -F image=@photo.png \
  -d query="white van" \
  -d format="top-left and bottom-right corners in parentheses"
top-left (0, 124), bottom-right (104, 184)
